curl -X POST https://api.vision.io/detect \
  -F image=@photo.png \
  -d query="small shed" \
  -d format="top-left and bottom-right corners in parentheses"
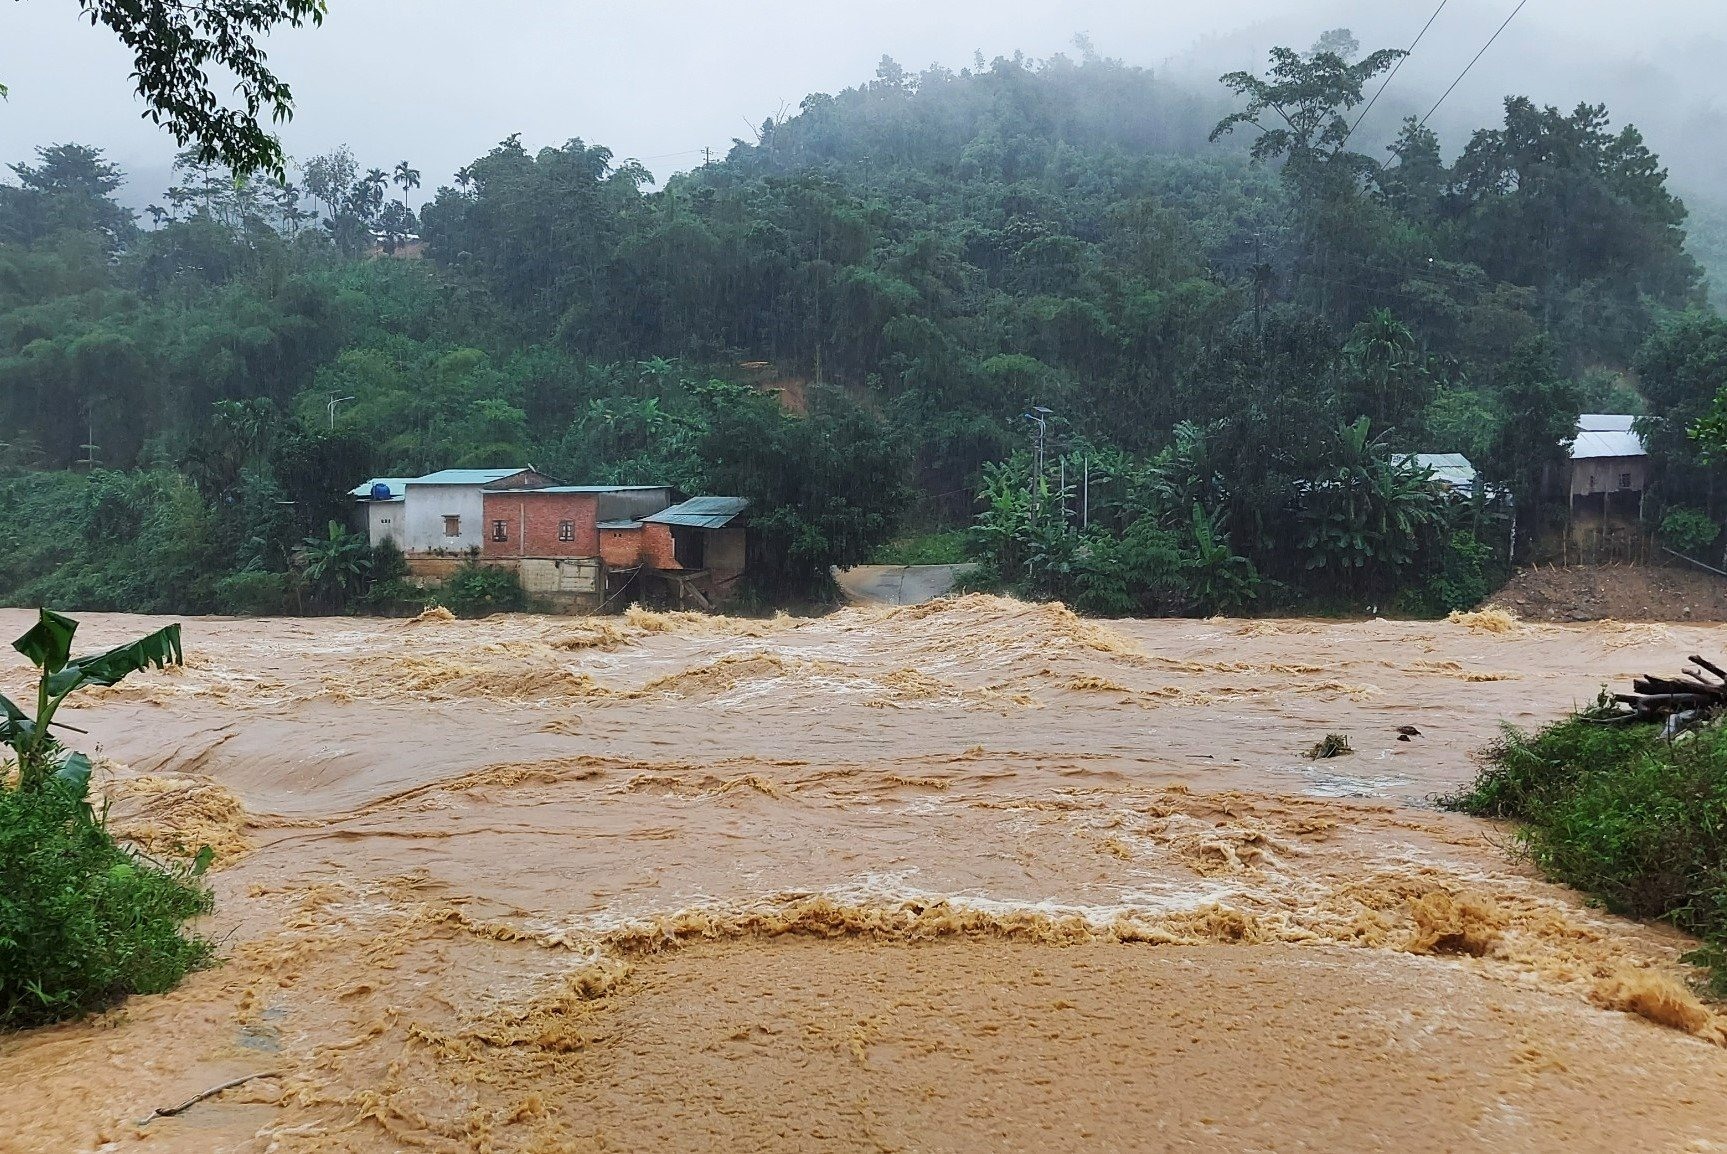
top-left (640, 497), bottom-right (750, 606)
top-left (350, 477), bottom-right (414, 549)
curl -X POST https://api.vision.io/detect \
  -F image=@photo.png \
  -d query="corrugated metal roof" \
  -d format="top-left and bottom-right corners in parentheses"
top-left (409, 468), bottom-right (532, 486)
top-left (1579, 413), bottom-right (1636, 432)
top-left (596, 519), bottom-right (643, 530)
top-left (1573, 430), bottom-right (1646, 459)
top-left (350, 477), bottom-right (415, 499)
top-left (1402, 453), bottom-right (1477, 490)
top-left (529, 485), bottom-right (670, 494)
top-left (642, 496), bottom-right (750, 529)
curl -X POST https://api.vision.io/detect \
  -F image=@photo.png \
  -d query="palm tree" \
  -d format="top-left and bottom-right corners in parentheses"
top-left (393, 160), bottom-right (421, 216)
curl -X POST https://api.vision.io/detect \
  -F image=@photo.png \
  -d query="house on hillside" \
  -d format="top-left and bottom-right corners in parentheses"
top-left (1569, 415), bottom-right (1647, 519)
top-left (638, 497), bottom-right (750, 608)
top-left (1567, 414), bottom-right (1648, 558)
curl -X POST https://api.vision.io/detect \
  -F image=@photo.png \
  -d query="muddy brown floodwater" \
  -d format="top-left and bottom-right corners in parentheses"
top-left (3, 596), bottom-right (1726, 1152)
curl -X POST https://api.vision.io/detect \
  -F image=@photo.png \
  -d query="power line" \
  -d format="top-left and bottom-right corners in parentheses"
top-left (1343, 0), bottom-right (1450, 147)
top-left (1421, 0), bottom-right (1531, 127)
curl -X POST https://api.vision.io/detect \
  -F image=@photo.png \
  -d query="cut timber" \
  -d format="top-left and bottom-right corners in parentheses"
top-left (1600, 655), bottom-right (1727, 726)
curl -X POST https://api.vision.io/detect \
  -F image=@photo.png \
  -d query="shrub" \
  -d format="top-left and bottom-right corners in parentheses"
top-left (868, 530), bottom-right (969, 566)
top-left (1444, 707), bottom-right (1727, 993)
top-left (0, 787), bottom-right (213, 1029)
top-left (1660, 507), bottom-right (1720, 559)
top-left (439, 562), bottom-right (524, 616)
top-left (1404, 531), bottom-right (1496, 617)
top-left (1, 610), bottom-right (213, 1029)
top-left (212, 570), bottom-right (295, 616)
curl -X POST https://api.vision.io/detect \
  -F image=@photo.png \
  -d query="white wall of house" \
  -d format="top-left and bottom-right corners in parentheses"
top-left (365, 500), bottom-right (405, 549)
top-left (402, 485), bottom-right (490, 553)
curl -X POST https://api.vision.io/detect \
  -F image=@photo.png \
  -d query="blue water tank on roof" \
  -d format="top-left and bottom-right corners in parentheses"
top-left (370, 482), bottom-right (393, 501)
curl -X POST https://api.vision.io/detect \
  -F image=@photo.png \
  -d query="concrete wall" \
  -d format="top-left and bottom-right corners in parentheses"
top-left (364, 500), bottom-right (405, 549)
top-left (1571, 456), bottom-right (1648, 499)
top-left (519, 558), bottom-right (600, 595)
top-left (480, 492), bottom-right (600, 559)
top-left (707, 526), bottom-right (746, 577)
top-left (402, 484), bottom-right (490, 553)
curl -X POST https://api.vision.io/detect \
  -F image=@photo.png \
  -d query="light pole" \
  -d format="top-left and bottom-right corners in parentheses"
top-left (328, 394), bottom-right (355, 429)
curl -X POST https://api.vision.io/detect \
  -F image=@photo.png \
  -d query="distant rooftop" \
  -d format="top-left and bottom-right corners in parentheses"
top-left (1572, 415), bottom-right (1645, 459)
top-left (521, 485), bottom-right (671, 494)
top-left (1402, 453), bottom-right (1477, 491)
top-left (350, 477), bottom-right (415, 500)
top-left (409, 468), bottom-right (533, 486)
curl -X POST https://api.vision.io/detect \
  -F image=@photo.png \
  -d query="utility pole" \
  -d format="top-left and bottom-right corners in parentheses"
top-left (328, 394), bottom-right (355, 429)
top-left (1023, 406), bottom-right (1052, 524)
top-left (1082, 454), bottom-right (1089, 529)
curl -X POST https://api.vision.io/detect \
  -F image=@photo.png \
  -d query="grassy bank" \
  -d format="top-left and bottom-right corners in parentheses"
top-left (1444, 706), bottom-right (1727, 992)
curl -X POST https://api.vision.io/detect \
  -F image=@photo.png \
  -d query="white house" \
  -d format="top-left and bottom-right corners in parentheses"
top-left (399, 468), bottom-right (555, 553)
top-left (1570, 414), bottom-right (1647, 514)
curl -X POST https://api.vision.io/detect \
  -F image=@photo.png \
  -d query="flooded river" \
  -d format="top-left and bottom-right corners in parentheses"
top-left (2, 597), bottom-right (1724, 1151)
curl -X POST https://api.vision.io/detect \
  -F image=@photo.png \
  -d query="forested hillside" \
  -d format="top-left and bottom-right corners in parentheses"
top-left (3, 38), bottom-right (1725, 614)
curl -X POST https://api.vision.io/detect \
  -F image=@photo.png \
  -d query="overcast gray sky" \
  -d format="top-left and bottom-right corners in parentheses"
top-left (2, 1), bottom-right (1724, 203)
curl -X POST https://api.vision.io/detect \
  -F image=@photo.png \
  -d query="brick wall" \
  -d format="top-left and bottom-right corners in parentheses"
top-left (480, 492), bottom-right (600, 559)
top-left (600, 527), bottom-right (644, 568)
top-left (641, 522), bottom-right (681, 570)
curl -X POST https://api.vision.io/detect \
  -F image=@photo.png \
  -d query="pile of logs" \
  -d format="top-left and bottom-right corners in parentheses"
top-left (1607, 654), bottom-right (1727, 728)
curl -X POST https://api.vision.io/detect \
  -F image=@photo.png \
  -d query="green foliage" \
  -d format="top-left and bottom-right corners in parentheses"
top-left (0, 785), bottom-right (214, 1029)
top-left (300, 522), bottom-right (372, 612)
top-left (212, 570), bottom-right (296, 616)
top-left (1445, 713), bottom-right (1727, 992)
top-left (1660, 507), bottom-right (1721, 558)
top-left (59, 0), bottom-right (326, 176)
top-left (1467, 710), bottom-right (1727, 967)
top-left (0, 610), bottom-right (211, 1029)
top-left (869, 530), bottom-right (969, 566)
top-left (1, 610), bottom-right (182, 793)
top-left (438, 563), bottom-right (524, 617)
top-left (1403, 531), bottom-right (1497, 617)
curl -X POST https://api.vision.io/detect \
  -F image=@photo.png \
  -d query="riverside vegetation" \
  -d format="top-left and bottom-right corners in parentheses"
top-left (0, 611), bottom-right (212, 1029)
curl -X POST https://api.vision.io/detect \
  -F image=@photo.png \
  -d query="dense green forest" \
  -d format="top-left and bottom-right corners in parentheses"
top-left (4, 36), bottom-right (1726, 614)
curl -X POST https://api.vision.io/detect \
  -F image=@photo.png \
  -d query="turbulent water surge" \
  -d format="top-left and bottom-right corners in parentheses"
top-left (3, 596), bottom-right (1725, 1151)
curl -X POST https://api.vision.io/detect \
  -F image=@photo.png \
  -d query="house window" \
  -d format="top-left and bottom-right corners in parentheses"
top-left (558, 520), bottom-right (574, 542)
top-left (492, 519), bottom-right (509, 542)
top-left (1619, 473), bottom-right (1633, 490)
top-left (443, 515), bottom-right (461, 538)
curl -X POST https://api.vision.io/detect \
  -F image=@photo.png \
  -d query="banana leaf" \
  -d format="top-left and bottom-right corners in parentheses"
top-left (44, 624), bottom-right (183, 698)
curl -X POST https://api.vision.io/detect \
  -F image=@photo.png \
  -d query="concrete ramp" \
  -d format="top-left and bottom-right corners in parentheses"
top-left (834, 564), bottom-right (974, 606)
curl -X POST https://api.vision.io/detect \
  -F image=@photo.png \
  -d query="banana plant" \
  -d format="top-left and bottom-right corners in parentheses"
top-left (0, 610), bottom-right (182, 797)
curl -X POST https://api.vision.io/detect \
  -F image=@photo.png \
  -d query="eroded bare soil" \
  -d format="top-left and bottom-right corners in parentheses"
top-left (3, 598), bottom-right (1724, 1152)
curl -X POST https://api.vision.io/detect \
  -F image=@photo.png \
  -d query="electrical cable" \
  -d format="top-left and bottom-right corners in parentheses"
top-left (1343, 0), bottom-right (1450, 147)
top-left (1421, 0), bottom-right (1532, 126)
